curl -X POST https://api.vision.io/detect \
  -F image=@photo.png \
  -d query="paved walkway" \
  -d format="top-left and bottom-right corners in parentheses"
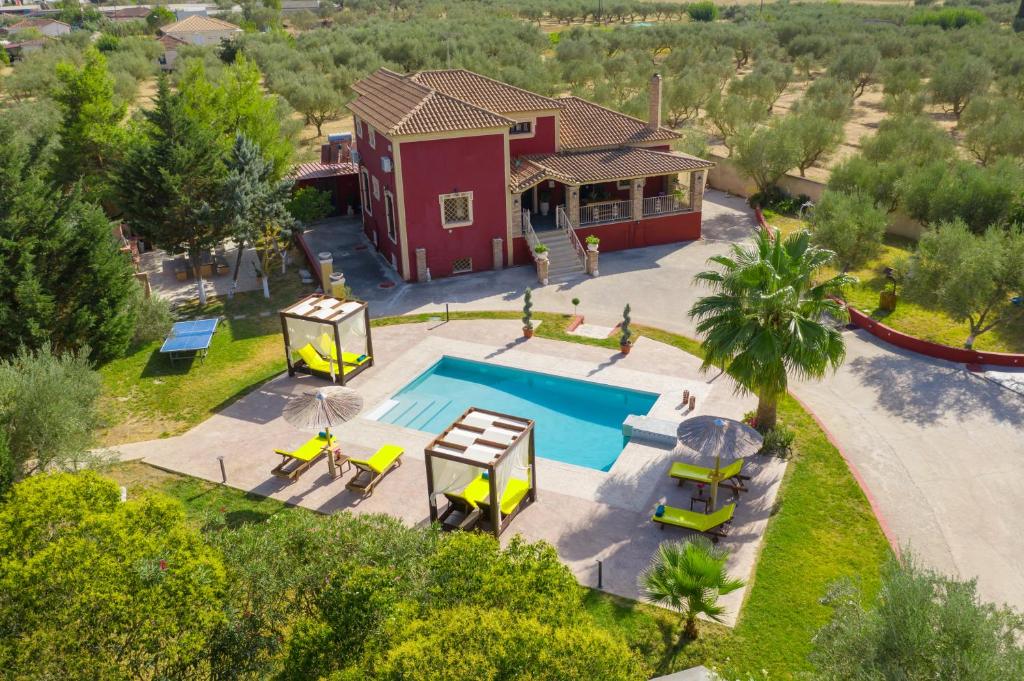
top-left (309, 189), bottom-right (1024, 611)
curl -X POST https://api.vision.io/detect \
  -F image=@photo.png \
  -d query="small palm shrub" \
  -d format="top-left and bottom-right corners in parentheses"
top-left (639, 537), bottom-right (744, 639)
top-left (686, 1), bottom-right (718, 23)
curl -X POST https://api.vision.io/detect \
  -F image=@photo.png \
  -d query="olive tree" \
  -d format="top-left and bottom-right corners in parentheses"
top-left (903, 220), bottom-right (1024, 348)
top-left (812, 553), bottom-right (1024, 679)
top-left (810, 190), bottom-right (888, 271)
top-left (960, 97), bottom-right (1024, 165)
top-left (732, 121), bottom-right (801, 195)
top-left (829, 45), bottom-right (881, 99)
top-left (930, 53), bottom-right (992, 119)
top-left (784, 112), bottom-right (844, 177)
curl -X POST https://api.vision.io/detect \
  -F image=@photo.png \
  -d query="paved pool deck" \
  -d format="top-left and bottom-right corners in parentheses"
top-left (114, 319), bottom-right (785, 625)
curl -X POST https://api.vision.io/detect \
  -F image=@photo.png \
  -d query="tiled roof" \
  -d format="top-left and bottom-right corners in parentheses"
top-left (161, 15), bottom-right (242, 34)
top-left (105, 7), bottom-right (152, 18)
top-left (289, 161), bottom-right (359, 181)
top-left (157, 34), bottom-right (188, 49)
top-left (509, 148), bottom-right (713, 192)
top-left (557, 97), bottom-right (679, 150)
top-left (350, 68), bottom-right (513, 137)
top-left (9, 18), bottom-right (69, 29)
top-left (410, 69), bottom-right (560, 114)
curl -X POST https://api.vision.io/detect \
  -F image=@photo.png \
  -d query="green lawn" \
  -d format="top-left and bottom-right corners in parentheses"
top-left (97, 268), bottom-right (314, 444)
top-left (762, 210), bottom-right (1024, 354)
top-left (99, 311), bottom-right (891, 679)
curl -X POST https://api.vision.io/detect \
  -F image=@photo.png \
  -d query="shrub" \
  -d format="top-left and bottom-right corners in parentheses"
top-left (286, 186), bottom-right (333, 225)
top-left (130, 285), bottom-right (173, 345)
top-left (810, 189), bottom-right (888, 271)
top-left (908, 7), bottom-right (986, 29)
top-left (686, 1), bottom-right (718, 23)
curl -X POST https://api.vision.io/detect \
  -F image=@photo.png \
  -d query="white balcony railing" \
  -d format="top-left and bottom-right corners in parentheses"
top-left (642, 194), bottom-right (689, 218)
top-left (579, 200), bottom-right (633, 226)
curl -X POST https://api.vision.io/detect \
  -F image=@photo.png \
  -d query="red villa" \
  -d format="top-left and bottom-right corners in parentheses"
top-left (348, 68), bottom-right (714, 281)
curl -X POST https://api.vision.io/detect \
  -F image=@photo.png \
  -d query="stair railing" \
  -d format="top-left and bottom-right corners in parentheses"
top-left (555, 205), bottom-right (586, 270)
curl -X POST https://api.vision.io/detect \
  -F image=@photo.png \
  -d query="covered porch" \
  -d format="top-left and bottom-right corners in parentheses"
top-left (509, 147), bottom-right (713, 246)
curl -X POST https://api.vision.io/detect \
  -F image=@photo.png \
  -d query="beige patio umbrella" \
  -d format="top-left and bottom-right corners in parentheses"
top-left (282, 386), bottom-right (363, 478)
top-left (674, 416), bottom-right (763, 510)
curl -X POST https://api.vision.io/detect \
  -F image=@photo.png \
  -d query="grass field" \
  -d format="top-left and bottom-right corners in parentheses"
top-left (762, 210), bottom-right (1024, 354)
top-left (100, 310), bottom-right (891, 679)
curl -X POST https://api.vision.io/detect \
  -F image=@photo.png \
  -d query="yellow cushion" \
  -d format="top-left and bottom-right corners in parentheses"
top-left (498, 478), bottom-right (530, 515)
top-left (349, 444), bottom-right (404, 474)
top-left (276, 434), bottom-right (334, 462)
top-left (297, 344), bottom-right (333, 373)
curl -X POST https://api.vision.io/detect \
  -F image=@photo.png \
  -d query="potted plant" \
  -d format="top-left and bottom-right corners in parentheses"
top-left (585, 235), bottom-right (600, 251)
top-left (522, 288), bottom-right (534, 338)
top-left (619, 303), bottom-right (633, 354)
top-left (572, 297), bottom-right (580, 316)
top-left (539, 188), bottom-right (551, 216)
top-left (533, 243), bottom-right (549, 260)
top-left (878, 266), bottom-right (899, 312)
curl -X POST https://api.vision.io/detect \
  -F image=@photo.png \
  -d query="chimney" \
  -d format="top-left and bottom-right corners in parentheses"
top-left (320, 132), bottom-right (353, 164)
top-left (648, 73), bottom-right (662, 130)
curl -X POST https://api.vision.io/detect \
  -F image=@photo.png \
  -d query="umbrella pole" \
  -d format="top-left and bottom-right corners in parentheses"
top-left (710, 454), bottom-right (721, 511)
top-left (326, 426), bottom-right (338, 479)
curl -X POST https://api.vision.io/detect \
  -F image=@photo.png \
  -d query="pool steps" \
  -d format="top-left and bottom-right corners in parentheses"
top-left (377, 395), bottom-right (454, 431)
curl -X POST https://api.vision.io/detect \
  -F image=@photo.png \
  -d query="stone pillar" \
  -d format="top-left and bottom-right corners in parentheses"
top-left (415, 247), bottom-right (428, 283)
top-left (586, 249), bottom-right (599, 277)
top-left (536, 257), bottom-right (549, 285)
top-left (317, 252), bottom-right (332, 290)
top-left (631, 178), bottom-right (644, 220)
top-left (689, 170), bottom-right (706, 212)
top-left (567, 185), bottom-right (580, 226)
top-left (492, 238), bottom-right (503, 270)
top-left (510, 192), bottom-right (522, 234)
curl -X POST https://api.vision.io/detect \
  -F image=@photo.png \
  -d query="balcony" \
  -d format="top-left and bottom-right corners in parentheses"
top-left (577, 195), bottom-right (691, 227)
top-left (642, 194), bottom-right (689, 218)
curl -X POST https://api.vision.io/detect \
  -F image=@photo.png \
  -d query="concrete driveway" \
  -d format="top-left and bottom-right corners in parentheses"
top-left (310, 189), bottom-right (1024, 611)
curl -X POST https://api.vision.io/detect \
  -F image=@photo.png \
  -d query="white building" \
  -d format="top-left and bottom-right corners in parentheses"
top-left (159, 15), bottom-right (241, 46)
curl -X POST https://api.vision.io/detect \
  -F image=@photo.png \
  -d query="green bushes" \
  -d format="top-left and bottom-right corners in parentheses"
top-left (686, 1), bottom-right (718, 23)
top-left (908, 7), bottom-right (986, 29)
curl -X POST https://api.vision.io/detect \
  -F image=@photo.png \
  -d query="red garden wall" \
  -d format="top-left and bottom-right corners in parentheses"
top-left (845, 306), bottom-right (1024, 368)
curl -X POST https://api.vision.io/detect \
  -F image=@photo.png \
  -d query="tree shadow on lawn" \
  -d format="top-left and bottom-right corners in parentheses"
top-left (847, 340), bottom-right (1024, 426)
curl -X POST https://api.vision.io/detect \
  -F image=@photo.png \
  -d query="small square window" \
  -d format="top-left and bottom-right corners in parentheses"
top-left (452, 257), bottom-right (473, 274)
top-left (372, 176), bottom-right (380, 200)
top-left (509, 121), bottom-right (532, 135)
top-left (439, 192), bottom-right (473, 228)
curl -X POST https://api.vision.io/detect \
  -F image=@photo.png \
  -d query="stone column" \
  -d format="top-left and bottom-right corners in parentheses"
top-left (492, 238), bottom-right (503, 270)
top-left (631, 178), bottom-right (644, 220)
top-left (510, 192), bottom-right (522, 235)
top-left (536, 257), bottom-right (549, 285)
top-left (567, 185), bottom-right (580, 226)
top-left (586, 249), bottom-right (599, 277)
top-left (318, 252), bottom-right (333, 290)
top-left (415, 247), bottom-right (428, 283)
top-left (689, 170), bottom-right (706, 212)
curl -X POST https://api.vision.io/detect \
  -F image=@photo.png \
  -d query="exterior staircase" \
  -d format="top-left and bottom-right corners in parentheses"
top-left (536, 228), bottom-right (586, 280)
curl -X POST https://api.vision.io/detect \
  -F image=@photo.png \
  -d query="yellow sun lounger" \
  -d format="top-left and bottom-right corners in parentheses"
top-left (651, 503), bottom-right (735, 542)
top-left (272, 434), bottom-right (335, 483)
top-left (443, 474), bottom-right (490, 514)
top-left (319, 333), bottom-right (372, 369)
top-left (668, 459), bottom-right (749, 494)
top-left (345, 445), bottom-right (404, 496)
top-left (476, 477), bottom-right (531, 518)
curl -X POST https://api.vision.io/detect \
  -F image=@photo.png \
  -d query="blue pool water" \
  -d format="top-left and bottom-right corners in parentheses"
top-left (378, 356), bottom-right (659, 471)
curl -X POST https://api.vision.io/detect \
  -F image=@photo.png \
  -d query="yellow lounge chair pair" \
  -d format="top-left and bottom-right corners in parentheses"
top-left (296, 344), bottom-right (372, 379)
top-left (345, 444), bottom-right (404, 496)
top-left (442, 475), bottom-right (530, 530)
top-left (272, 434), bottom-right (335, 483)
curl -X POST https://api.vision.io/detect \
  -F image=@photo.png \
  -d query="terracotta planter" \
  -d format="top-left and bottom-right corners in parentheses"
top-left (879, 290), bottom-right (898, 312)
top-left (620, 343), bottom-right (631, 355)
top-left (523, 326), bottom-right (534, 338)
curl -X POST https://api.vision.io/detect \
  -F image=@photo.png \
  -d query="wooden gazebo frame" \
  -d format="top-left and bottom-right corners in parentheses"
top-left (279, 294), bottom-right (374, 385)
top-left (425, 407), bottom-right (537, 538)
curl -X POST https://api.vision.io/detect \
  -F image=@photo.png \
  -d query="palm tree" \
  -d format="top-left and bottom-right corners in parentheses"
top-left (688, 228), bottom-right (853, 430)
top-left (639, 538), bottom-right (744, 639)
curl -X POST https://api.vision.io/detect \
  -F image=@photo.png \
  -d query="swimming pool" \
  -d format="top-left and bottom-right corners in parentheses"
top-left (375, 356), bottom-right (659, 471)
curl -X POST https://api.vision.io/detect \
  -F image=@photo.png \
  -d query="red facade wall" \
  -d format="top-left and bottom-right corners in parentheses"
top-left (355, 125), bottom-right (403, 275)
top-left (399, 132), bottom-right (509, 280)
top-left (511, 212), bottom-right (702, 265)
top-left (508, 114), bottom-right (557, 157)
